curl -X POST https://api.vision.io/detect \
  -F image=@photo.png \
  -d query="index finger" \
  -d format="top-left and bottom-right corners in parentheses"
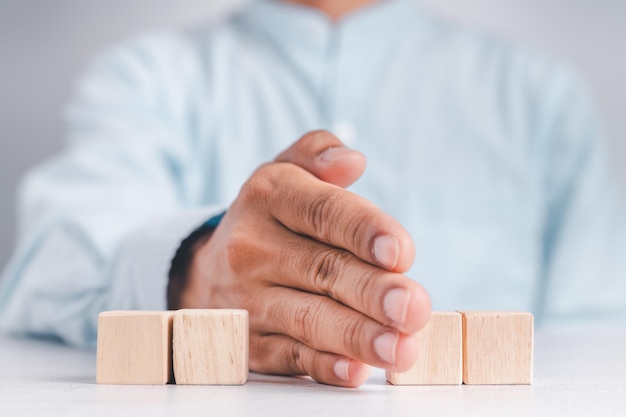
top-left (259, 163), bottom-right (415, 273)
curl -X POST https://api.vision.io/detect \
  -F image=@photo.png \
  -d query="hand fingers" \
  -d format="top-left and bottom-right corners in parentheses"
top-left (250, 333), bottom-right (371, 388)
top-left (248, 162), bottom-right (415, 272)
top-left (257, 286), bottom-right (420, 372)
top-left (274, 130), bottom-right (366, 188)
top-left (264, 227), bottom-right (430, 334)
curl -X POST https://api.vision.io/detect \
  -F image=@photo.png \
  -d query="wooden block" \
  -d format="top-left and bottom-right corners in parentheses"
top-left (386, 311), bottom-right (462, 385)
top-left (173, 309), bottom-right (249, 385)
top-left (96, 311), bottom-right (174, 385)
top-left (460, 311), bottom-right (533, 385)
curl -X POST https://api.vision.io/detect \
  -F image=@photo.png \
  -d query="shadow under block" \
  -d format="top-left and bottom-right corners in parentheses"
top-left (173, 309), bottom-right (249, 385)
top-left (386, 312), bottom-right (462, 385)
top-left (460, 311), bottom-right (533, 385)
top-left (96, 311), bottom-right (174, 385)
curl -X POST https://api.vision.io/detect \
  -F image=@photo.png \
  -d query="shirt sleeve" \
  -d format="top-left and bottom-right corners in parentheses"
top-left (0, 33), bottom-right (224, 347)
top-left (537, 69), bottom-right (626, 326)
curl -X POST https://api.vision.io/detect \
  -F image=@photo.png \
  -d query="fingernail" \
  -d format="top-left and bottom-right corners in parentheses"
top-left (374, 332), bottom-right (398, 364)
top-left (319, 147), bottom-right (354, 163)
top-left (373, 235), bottom-right (399, 269)
top-left (384, 288), bottom-right (411, 327)
top-left (333, 358), bottom-right (350, 382)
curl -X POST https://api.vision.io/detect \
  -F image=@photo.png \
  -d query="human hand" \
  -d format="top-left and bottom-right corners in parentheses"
top-left (180, 131), bottom-right (431, 387)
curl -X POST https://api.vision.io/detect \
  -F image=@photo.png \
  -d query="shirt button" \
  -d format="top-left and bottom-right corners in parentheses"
top-left (332, 121), bottom-right (358, 146)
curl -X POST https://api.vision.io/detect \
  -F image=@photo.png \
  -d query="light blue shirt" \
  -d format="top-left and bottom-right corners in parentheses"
top-left (1, 0), bottom-right (625, 347)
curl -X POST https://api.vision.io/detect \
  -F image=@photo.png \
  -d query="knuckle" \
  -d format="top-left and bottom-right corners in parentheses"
top-left (341, 315), bottom-right (368, 359)
top-left (307, 248), bottom-right (351, 297)
top-left (354, 269), bottom-right (377, 309)
top-left (293, 301), bottom-right (322, 345)
top-left (238, 288), bottom-right (261, 315)
top-left (344, 207), bottom-right (374, 254)
top-left (242, 163), bottom-right (303, 209)
top-left (304, 188), bottom-right (342, 241)
top-left (240, 165), bottom-right (275, 208)
top-left (299, 130), bottom-right (334, 150)
top-left (285, 342), bottom-right (304, 373)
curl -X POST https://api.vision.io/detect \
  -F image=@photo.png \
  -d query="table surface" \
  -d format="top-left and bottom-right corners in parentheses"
top-left (1, 329), bottom-right (625, 417)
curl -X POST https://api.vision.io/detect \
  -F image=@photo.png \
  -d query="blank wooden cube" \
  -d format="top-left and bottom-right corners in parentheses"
top-left (386, 311), bottom-right (462, 385)
top-left (96, 311), bottom-right (174, 384)
top-left (173, 309), bottom-right (249, 385)
top-left (460, 311), bottom-right (533, 385)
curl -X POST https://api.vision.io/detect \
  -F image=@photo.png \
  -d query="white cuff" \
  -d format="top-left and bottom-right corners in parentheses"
top-left (107, 206), bottom-right (226, 311)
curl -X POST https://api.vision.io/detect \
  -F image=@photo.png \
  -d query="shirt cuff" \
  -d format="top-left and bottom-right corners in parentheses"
top-left (167, 210), bottom-right (226, 309)
top-left (106, 206), bottom-right (226, 312)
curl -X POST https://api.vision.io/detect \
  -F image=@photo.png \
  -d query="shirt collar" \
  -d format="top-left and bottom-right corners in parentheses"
top-left (240, 0), bottom-right (421, 56)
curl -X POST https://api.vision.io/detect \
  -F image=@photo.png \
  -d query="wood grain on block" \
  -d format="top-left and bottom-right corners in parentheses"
top-left (460, 311), bottom-right (533, 385)
top-left (96, 311), bottom-right (174, 385)
top-left (386, 311), bottom-right (462, 385)
top-left (173, 309), bottom-right (249, 385)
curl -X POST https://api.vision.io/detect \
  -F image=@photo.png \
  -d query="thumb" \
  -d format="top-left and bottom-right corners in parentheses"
top-left (274, 130), bottom-right (366, 188)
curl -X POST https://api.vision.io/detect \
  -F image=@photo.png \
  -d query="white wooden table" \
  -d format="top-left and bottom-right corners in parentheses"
top-left (1, 329), bottom-right (625, 417)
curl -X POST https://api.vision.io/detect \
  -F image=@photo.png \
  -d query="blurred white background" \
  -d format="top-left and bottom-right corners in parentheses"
top-left (0, 0), bottom-right (625, 269)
